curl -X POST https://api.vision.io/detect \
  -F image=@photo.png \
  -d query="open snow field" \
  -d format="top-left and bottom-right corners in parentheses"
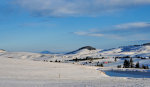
top-left (0, 56), bottom-right (150, 87)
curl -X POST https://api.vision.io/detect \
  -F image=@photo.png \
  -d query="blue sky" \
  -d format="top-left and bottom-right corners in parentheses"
top-left (0, 0), bottom-right (150, 52)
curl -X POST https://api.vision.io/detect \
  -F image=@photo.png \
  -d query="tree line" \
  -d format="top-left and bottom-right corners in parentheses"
top-left (118, 58), bottom-right (149, 69)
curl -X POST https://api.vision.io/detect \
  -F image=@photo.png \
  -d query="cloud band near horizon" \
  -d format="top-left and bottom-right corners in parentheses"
top-left (74, 22), bottom-right (150, 40)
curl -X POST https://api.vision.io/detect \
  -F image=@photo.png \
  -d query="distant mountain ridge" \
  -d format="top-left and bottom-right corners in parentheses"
top-left (40, 50), bottom-right (64, 54)
top-left (40, 51), bottom-right (53, 54)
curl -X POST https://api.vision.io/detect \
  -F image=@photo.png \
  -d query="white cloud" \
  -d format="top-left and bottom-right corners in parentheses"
top-left (74, 32), bottom-right (89, 36)
top-left (115, 22), bottom-right (150, 30)
top-left (74, 22), bottom-right (150, 40)
top-left (14, 0), bottom-right (150, 17)
top-left (89, 33), bottom-right (104, 37)
top-left (74, 31), bottom-right (104, 37)
top-left (74, 31), bottom-right (123, 40)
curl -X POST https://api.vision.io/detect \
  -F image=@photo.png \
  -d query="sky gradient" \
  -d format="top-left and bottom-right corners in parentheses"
top-left (0, 0), bottom-right (150, 52)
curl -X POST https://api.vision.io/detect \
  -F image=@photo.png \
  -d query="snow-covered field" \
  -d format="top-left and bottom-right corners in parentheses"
top-left (0, 55), bottom-right (150, 87)
top-left (0, 44), bottom-right (150, 87)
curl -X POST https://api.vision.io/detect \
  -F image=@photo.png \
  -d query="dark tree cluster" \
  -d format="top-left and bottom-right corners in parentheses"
top-left (123, 58), bottom-right (135, 68)
top-left (123, 56), bottom-right (131, 58)
top-left (55, 60), bottom-right (61, 63)
top-left (96, 63), bottom-right (103, 67)
top-left (68, 57), bottom-right (101, 62)
top-left (117, 65), bottom-right (122, 68)
top-left (122, 58), bottom-right (149, 69)
top-left (115, 56), bottom-right (132, 59)
top-left (142, 64), bottom-right (149, 69)
top-left (43, 60), bottom-right (61, 63)
top-left (123, 59), bottom-right (130, 68)
top-left (135, 56), bottom-right (150, 59)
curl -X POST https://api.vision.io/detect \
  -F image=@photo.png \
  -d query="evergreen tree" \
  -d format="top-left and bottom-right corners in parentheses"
top-left (117, 65), bottom-right (121, 68)
top-left (97, 63), bottom-right (103, 67)
top-left (135, 62), bottom-right (140, 68)
top-left (130, 58), bottom-right (134, 68)
top-left (96, 61), bottom-right (99, 66)
top-left (55, 60), bottom-right (58, 62)
top-left (100, 63), bottom-right (104, 67)
top-left (142, 65), bottom-right (149, 69)
top-left (123, 59), bottom-right (130, 68)
top-left (146, 65), bottom-right (149, 69)
top-left (115, 58), bottom-right (117, 62)
top-left (74, 58), bottom-right (78, 62)
top-left (142, 64), bottom-right (146, 69)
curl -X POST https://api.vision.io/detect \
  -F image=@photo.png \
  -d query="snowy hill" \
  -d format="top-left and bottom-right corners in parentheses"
top-left (1, 43), bottom-right (150, 61)
top-left (0, 49), bottom-right (6, 53)
top-left (66, 46), bottom-right (97, 54)
top-left (61, 46), bottom-right (102, 60)
top-left (0, 45), bottom-right (150, 75)
top-left (63, 43), bottom-right (150, 59)
top-left (0, 52), bottom-right (43, 60)
top-left (0, 43), bottom-right (150, 67)
top-left (100, 44), bottom-right (150, 57)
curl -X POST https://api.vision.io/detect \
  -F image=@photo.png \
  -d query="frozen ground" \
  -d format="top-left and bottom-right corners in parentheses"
top-left (0, 56), bottom-right (150, 87)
